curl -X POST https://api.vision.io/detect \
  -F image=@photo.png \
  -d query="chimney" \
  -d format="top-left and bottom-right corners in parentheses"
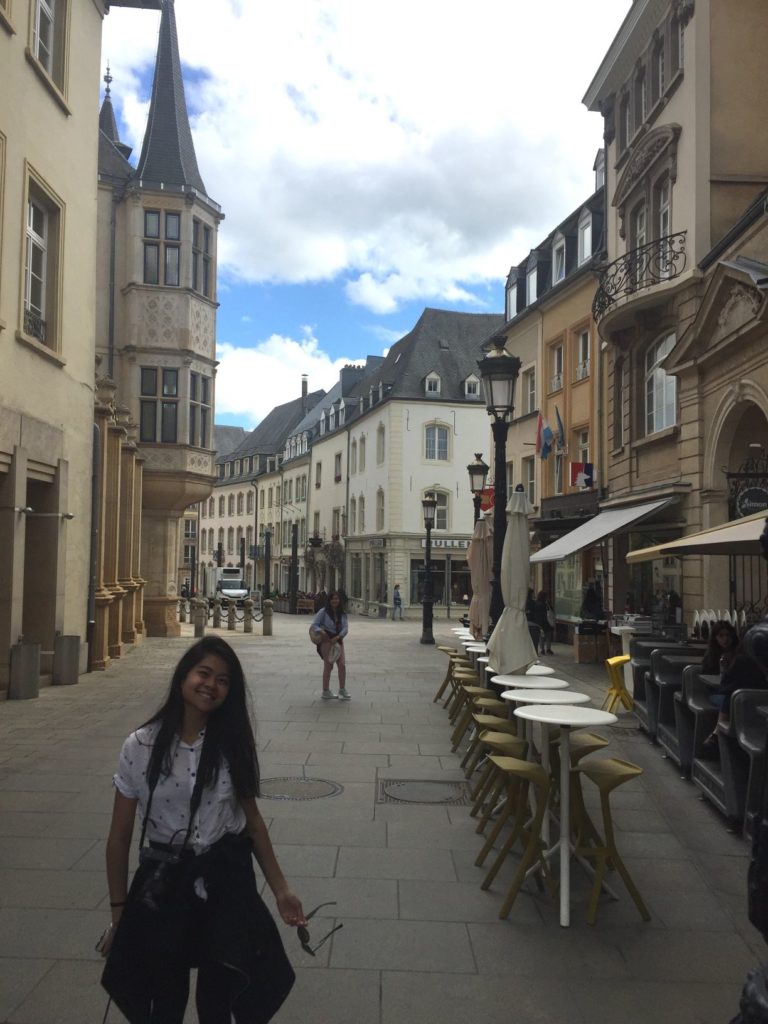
top-left (301, 374), bottom-right (308, 414)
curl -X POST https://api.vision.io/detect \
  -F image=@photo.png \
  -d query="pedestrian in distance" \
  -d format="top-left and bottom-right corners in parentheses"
top-left (99, 636), bottom-right (306, 1024)
top-left (533, 589), bottom-right (555, 655)
top-left (392, 583), bottom-right (403, 620)
top-left (311, 590), bottom-right (351, 700)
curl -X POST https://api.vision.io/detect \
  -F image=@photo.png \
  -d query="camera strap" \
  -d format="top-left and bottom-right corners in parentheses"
top-left (138, 762), bottom-right (206, 855)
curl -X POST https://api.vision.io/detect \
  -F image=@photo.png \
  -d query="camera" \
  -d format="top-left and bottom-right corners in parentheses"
top-left (137, 847), bottom-right (181, 912)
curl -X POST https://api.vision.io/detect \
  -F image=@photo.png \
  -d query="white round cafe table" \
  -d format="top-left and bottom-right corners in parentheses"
top-left (489, 674), bottom-right (569, 690)
top-left (465, 644), bottom-right (488, 652)
top-left (514, 705), bottom-right (617, 927)
top-left (526, 664), bottom-right (556, 676)
top-left (501, 689), bottom-right (590, 706)
top-left (477, 656), bottom-right (490, 666)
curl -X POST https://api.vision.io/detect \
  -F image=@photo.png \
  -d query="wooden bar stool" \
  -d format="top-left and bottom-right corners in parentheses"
top-left (478, 755), bottom-right (556, 918)
top-left (468, 731), bottom-right (528, 826)
top-left (450, 686), bottom-right (500, 750)
top-left (573, 757), bottom-right (651, 925)
top-left (461, 713), bottom-right (519, 775)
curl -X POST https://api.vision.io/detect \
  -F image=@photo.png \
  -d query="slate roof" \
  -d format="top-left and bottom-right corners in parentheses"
top-left (98, 129), bottom-right (134, 183)
top-left (99, 95), bottom-right (121, 146)
top-left (224, 390), bottom-right (326, 463)
top-left (344, 308), bottom-right (503, 406)
top-left (213, 425), bottom-right (247, 459)
top-left (135, 0), bottom-right (207, 195)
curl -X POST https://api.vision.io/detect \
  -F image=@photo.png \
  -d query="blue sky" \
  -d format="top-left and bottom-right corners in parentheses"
top-left (102, 0), bottom-right (630, 428)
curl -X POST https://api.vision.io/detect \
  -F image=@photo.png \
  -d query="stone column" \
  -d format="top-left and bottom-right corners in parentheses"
top-left (141, 511), bottom-right (182, 637)
top-left (105, 420), bottom-right (127, 659)
top-left (118, 413), bottom-right (140, 646)
top-left (133, 455), bottom-right (146, 639)
top-left (91, 382), bottom-right (116, 670)
top-left (0, 447), bottom-right (28, 691)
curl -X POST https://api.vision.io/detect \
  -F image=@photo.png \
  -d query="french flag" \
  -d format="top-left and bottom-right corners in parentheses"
top-left (535, 413), bottom-right (554, 460)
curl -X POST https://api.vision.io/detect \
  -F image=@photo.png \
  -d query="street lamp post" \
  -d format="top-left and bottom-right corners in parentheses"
top-left (477, 339), bottom-right (521, 627)
top-left (262, 527), bottom-right (272, 597)
top-left (420, 492), bottom-right (438, 645)
top-left (467, 453), bottom-right (490, 523)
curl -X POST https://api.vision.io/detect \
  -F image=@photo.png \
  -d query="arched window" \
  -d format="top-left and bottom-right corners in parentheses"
top-left (377, 424), bottom-right (385, 464)
top-left (237, 492), bottom-right (244, 515)
top-left (359, 496), bottom-right (365, 533)
top-left (645, 333), bottom-right (677, 435)
top-left (228, 494), bottom-right (235, 516)
top-left (201, 501), bottom-right (207, 520)
top-left (227, 527), bottom-right (234, 554)
top-left (350, 497), bottom-right (356, 535)
top-left (351, 440), bottom-right (357, 474)
top-left (236, 526), bottom-right (243, 552)
top-left (425, 424), bottom-right (449, 461)
top-left (433, 491), bottom-right (449, 530)
top-left (217, 527), bottom-right (224, 550)
top-left (209, 497), bottom-right (215, 517)
top-left (376, 488), bottom-right (385, 531)
top-left (247, 491), bottom-right (254, 514)
top-left (201, 531), bottom-right (207, 553)
top-left (208, 528), bottom-right (214, 552)
top-left (359, 437), bottom-right (366, 471)
top-left (218, 496), bottom-right (225, 517)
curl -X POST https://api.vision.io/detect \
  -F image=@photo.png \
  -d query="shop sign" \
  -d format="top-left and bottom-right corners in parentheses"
top-left (735, 487), bottom-right (768, 517)
top-left (369, 538), bottom-right (386, 548)
top-left (421, 538), bottom-right (470, 549)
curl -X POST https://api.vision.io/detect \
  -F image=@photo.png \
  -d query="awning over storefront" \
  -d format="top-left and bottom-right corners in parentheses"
top-left (626, 509), bottom-right (768, 563)
top-left (530, 498), bottom-right (673, 564)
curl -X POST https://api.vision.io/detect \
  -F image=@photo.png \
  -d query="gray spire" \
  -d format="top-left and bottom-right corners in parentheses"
top-left (99, 64), bottom-right (133, 160)
top-left (135, 0), bottom-right (206, 194)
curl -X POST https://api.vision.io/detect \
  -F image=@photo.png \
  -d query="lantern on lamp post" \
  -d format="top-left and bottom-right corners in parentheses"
top-left (467, 453), bottom-right (489, 523)
top-left (477, 339), bottom-right (521, 626)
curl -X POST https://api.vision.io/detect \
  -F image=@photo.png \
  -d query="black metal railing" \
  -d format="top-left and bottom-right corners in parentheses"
top-left (592, 231), bottom-right (687, 322)
top-left (24, 309), bottom-right (47, 343)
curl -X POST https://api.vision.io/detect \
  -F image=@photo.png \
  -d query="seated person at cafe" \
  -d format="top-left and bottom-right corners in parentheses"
top-left (580, 584), bottom-right (606, 621)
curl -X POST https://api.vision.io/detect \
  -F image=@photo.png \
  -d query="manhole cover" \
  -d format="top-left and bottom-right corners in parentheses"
top-left (377, 779), bottom-right (472, 806)
top-left (260, 777), bottom-right (343, 801)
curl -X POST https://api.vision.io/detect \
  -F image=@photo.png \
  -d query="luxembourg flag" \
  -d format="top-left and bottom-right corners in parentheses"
top-left (535, 413), bottom-right (554, 460)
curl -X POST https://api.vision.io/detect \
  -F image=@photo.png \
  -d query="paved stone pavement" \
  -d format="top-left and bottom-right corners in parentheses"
top-left (0, 615), bottom-right (762, 1024)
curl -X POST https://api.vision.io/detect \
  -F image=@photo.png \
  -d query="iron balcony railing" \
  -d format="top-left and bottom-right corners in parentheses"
top-left (592, 231), bottom-right (687, 322)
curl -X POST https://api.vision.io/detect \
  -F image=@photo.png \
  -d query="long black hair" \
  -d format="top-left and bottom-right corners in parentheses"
top-left (324, 590), bottom-right (345, 625)
top-left (142, 637), bottom-right (260, 800)
top-left (701, 619), bottom-right (739, 674)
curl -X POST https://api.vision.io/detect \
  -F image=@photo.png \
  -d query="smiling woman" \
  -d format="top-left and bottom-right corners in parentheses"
top-left (100, 637), bottom-right (306, 1024)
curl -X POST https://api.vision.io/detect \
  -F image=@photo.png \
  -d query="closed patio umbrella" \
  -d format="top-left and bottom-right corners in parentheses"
top-left (487, 487), bottom-right (538, 675)
top-left (467, 514), bottom-right (493, 639)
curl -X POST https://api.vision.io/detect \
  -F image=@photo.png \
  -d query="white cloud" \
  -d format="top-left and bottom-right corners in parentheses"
top-left (102, 1), bottom-right (630, 314)
top-left (214, 329), bottom-right (363, 429)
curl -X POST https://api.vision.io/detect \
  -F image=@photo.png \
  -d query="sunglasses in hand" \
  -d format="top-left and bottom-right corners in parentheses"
top-left (297, 901), bottom-right (344, 957)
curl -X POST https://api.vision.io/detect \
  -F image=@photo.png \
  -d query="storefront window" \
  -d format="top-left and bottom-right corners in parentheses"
top-left (555, 552), bottom-right (583, 620)
top-left (626, 532), bottom-right (682, 619)
top-left (350, 554), bottom-right (362, 598)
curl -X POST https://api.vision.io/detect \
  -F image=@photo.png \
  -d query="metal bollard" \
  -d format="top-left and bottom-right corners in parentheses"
top-left (179, 599), bottom-right (187, 624)
top-left (243, 598), bottom-right (253, 634)
top-left (193, 598), bottom-right (206, 638)
top-left (262, 599), bottom-right (273, 637)
top-left (227, 604), bottom-right (236, 631)
top-left (213, 597), bottom-right (222, 629)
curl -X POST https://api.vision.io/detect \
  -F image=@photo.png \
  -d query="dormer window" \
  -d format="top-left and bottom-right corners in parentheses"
top-left (464, 374), bottom-right (481, 398)
top-left (594, 149), bottom-right (605, 191)
top-left (425, 373), bottom-right (441, 396)
top-left (526, 266), bottom-right (537, 305)
top-left (552, 234), bottom-right (566, 285)
top-left (319, 411), bottom-right (326, 436)
top-left (577, 210), bottom-right (592, 265)
top-left (505, 275), bottom-right (518, 320)
top-left (338, 401), bottom-right (345, 425)
top-left (329, 406), bottom-right (336, 430)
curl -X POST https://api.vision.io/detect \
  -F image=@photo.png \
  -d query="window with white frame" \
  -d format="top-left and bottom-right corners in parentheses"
top-left (24, 177), bottom-right (62, 348)
top-left (208, 497), bottom-right (215, 517)
top-left (554, 453), bottom-right (564, 495)
top-left (425, 424), bottom-right (449, 461)
top-left (577, 428), bottom-right (590, 465)
top-left (201, 502), bottom-right (207, 520)
top-left (634, 68), bottom-right (647, 128)
top-left (227, 527), bottom-right (234, 554)
top-left (218, 496), bottom-right (225, 516)
top-left (522, 368), bottom-right (536, 415)
top-left (434, 491), bottom-right (448, 530)
top-left (349, 497), bottom-right (356, 535)
top-left (376, 424), bottom-right (385, 464)
top-left (208, 528), bottom-right (214, 552)
top-left (140, 367), bottom-right (178, 443)
top-left (350, 440), bottom-right (357, 474)
top-left (313, 511), bottom-right (320, 536)
top-left (505, 278), bottom-right (517, 320)
top-left (315, 463), bottom-right (321, 488)
top-left (552, 236), bottom-right (566, 284)
top-left (217, 527), bottom-right (224, 552)
top-left (425, 373), bottom-right (441, 395)
top-left (228, 494), bottom-right (235, 516)
top-left (645, 333), bottom-right (677, 435)
top-left (332, 508), bottom-right (340, 537)
top-left (652, 39), bottom-right (665, 105)
top-left (523, 457), bottom-right (535, 506)
top-left (376, 488), bottom-right (385, 531)
top-left (575, 330), bottom-right (590, 381)
top-left (275, 484), bottom-right (281, 505)
top-left (549, 345), bottom-right (563, 392)
top-left (268, 487), bottom-right (273, 508)
top-left (259, 490), bottom-right (265, 509)
top-left (236, 526), bottom-right (243, 553)
top-left (334, 452), bottom-right (342, 482)
top-left (32, 0), bottom-right (67, 89)
top-left (465, 375), bottom-right (480, 398)
top-left (594, 149), bottom-right (605, 190)
top-left (237, 493), bottom-right (244, 515)
top-left (247, 491), bottom-right (254, 514)
top-left (201, 530), bottom-right (207, 553)
top-left (526, 266), bottom-right (537, 305)
top-left (577, 210), bottom-right (592, 265)
top-left (657, 177), bottom-right (671, 275)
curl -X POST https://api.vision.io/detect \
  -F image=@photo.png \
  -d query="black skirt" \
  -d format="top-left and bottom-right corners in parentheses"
top-left (102, 832), bottom-right (295, 1024)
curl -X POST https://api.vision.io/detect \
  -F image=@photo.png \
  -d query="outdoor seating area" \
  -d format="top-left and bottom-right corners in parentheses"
top-left (434, 627), bottom-right (650, 927)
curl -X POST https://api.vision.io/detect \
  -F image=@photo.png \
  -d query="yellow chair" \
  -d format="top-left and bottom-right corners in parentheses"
top-left (468, 731), bottom-right (528, 827)
top-left (602, 655), bottom-right (633, 713)
top-left (479, 755), bottom-right (556, 918)
top-left (432, 651), bottom-right (471, 706)
top-left (450, 685), bottom-right (498, 750)
top-left (573, 757), bottom-right (651, 925)
top-left (461, 713), bottom-right (518, 775)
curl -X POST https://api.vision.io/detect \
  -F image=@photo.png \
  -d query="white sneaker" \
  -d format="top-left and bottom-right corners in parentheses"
top-left (338, 688), bottom-right (351, 701)
top-left (321, 690), bottom-right (337, 700)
